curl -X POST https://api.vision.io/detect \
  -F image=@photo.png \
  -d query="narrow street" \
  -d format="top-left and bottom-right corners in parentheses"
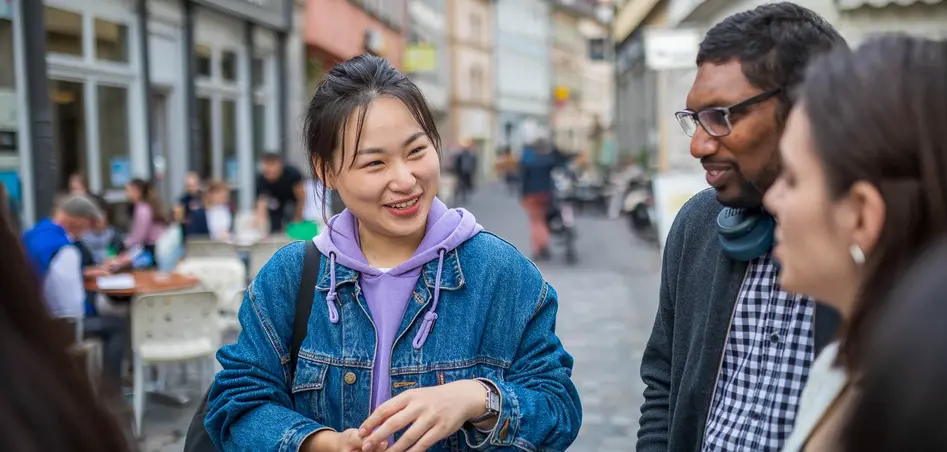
top-left (141, 184), bottom-right (662, 451)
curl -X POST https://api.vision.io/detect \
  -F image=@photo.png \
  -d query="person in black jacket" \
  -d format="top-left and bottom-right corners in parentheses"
top-left (637, 4), bottom-right (845, 452)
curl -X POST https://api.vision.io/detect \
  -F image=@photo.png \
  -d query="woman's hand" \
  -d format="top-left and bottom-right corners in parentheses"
top-left (358, 380), bottom-right (489, 452)
top-left (303, 429), bottom-right (377, 452)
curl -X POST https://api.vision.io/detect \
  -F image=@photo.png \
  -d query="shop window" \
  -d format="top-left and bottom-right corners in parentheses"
top-left (196, 44), bottom-right (212, 77)
top-left (197, 97), bottom-right (212, 178)
top-left (94, 18), bottom-right (128, 63)
top-left (0, 19), bottom-right (14, 88)
top-left (49, 80), bottom-right (86, 190)
top-left (470, 13), bottom-right (481, 42)
top-left (253, 103), bottom-right (265, 161)
top-left (222, 99), bottom-right (238, 186)
top-left (98, 85), bottom-right (130, 190)
top-left (45, 6), bottom-right (82, 57)
top-left (221, 50), bottom-right (238, 83)
top-left (252, 57), bottom-right (265, 90)
top-left (470, 66), bottom-right (484, 101)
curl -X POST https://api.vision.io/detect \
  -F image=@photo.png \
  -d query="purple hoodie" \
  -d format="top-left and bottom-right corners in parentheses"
top-left (313, 198), bottom-right (483, 413)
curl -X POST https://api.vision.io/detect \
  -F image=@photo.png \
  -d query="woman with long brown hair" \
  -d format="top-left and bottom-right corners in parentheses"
top-left (0, 198), bottom-right (131, 451)
top-left (124, 178), bottom-right (166, 258)
top-left (764, 35), bottom-right (947, 451)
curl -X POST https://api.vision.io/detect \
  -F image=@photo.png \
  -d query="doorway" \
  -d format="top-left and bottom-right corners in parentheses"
top-left (49, 80), bottom-right (86, 191)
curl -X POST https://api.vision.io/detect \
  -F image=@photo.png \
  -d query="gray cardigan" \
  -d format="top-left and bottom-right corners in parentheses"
top-left (636, 189), bottom-right (840, 452)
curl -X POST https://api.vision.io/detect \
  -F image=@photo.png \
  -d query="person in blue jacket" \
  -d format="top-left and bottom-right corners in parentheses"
top-left (205, 54), bottom-right (582, 452)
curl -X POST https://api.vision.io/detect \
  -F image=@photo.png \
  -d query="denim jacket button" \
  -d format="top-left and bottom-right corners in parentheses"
top-left (344, 372), bottom-right (357, 385)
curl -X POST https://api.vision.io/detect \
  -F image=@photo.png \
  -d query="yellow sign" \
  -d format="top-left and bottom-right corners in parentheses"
top-left (404, 43), bottom-right (437, 73)
top-left (554, 86), bottom-right (570, 102)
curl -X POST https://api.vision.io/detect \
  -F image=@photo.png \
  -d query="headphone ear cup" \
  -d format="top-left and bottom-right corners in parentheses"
top-left (717, 208), bottom-right (775, 261)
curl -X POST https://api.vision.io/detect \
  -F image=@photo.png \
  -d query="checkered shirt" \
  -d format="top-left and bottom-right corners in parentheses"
top-left (701, 252), bottom-right (816, 452)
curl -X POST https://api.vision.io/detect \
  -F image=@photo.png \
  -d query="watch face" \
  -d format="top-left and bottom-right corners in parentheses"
top-left (488, 392), bottom-right (501, 411)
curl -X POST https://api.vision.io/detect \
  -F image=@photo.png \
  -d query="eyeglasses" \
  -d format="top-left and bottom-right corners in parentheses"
top-left (674, 88), bottom-right (783, 138)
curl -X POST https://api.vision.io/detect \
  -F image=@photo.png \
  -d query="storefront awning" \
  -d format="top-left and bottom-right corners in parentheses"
top-left (837, 0), bottom-right (944, 9)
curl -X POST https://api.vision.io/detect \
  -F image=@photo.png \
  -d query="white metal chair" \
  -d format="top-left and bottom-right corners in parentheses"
top-left (176, 257), bottom-right (248, 332)
top-left (248, 237), bottom-right (294, 280)
top-left (185, 238), bottom-right (239, 259)
top-left (130, 290), bottom-right (219, 437)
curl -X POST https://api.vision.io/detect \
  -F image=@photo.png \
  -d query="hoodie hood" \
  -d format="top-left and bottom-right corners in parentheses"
top-left (313, 197), bottom-right (482, 348)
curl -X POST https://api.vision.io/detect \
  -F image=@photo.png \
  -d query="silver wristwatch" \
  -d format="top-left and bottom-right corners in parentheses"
top-left (469, 380), bottom-right (501, 423)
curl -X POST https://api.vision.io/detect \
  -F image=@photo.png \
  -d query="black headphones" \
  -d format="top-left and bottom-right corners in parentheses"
top-left (717, 207), bottom-right (775, 261)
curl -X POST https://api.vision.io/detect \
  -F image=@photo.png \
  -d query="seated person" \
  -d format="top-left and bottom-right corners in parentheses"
top-left (75, 240), bottom-right (130, 394)
top-left (22, 194), bottom-right (101, 321)
top-left (186, 180), bottom-right (234, 241)
top-left (81, 194), bottom-right (125, 264)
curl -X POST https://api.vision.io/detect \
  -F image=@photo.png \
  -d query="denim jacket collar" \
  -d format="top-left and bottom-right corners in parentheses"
top-left (314, 248), bottom-right (465, 293)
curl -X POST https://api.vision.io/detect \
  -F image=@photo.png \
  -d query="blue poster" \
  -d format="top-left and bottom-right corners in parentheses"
top-left (110, 157), bottom-right (131, 188)
top-left (225, 157), bottom-right (238, 184)
top-left (0, 170), bottom-right (20, 203)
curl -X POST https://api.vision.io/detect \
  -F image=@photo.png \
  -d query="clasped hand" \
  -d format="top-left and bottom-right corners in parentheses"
top-left (309, 379), bottom-right (495, 452)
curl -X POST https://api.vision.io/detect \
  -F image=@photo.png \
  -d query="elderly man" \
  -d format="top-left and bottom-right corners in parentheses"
top-left (23, 194), bottom-right (103, 319)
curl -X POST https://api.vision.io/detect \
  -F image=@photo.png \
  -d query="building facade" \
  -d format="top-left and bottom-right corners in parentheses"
top-left (551, 3), bottom-right (614, 163)
top-left (551, 5), bottom-right (585, 153)
top-left (447, 0), bottom-right (494, 178)
top-left (577, 16), bottom-right (614, 167)
top-left (613, 0), bottom-right (669, 171)
top-left (6, 0), bottom-right (305, 226)
top-left (493, 0), bottom-right (550, 157)
top-left (405, 0), bottom-right (450, 140)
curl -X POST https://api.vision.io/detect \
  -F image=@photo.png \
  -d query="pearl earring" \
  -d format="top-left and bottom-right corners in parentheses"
top-left (850, 244), bottom-right (866, 265)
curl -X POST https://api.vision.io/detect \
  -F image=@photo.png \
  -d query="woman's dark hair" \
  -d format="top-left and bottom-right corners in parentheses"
top-left (128, 178), bottom-right (166, 224)
top-left (799, 35), bottom-right (947, 372)
top-left (302, 54), bottom-right (441, 221)
top-left (0, 205), bottom-right (131, 450)
top-left (843, 236), bottom-right (947, 452)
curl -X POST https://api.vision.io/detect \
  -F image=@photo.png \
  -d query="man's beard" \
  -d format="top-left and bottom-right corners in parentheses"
top-left (719, 177), bottom-right (765, 208)
top-left (718, 161), bottom-right (780, 209)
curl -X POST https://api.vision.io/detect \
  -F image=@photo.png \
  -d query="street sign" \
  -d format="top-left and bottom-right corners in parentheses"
top-left (643, 27), bottom-right (701, 71)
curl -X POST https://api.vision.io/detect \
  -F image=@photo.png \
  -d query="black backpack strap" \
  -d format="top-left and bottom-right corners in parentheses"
top-left (183, 240), bottom-right (322, 451)
top-left (290, 241), bottom-right (321, 391)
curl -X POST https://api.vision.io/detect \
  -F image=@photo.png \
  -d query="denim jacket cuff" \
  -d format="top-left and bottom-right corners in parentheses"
top-left (283, 424), bottom-right (334, 452)
top-left (461, 378), bottom-right (519, 450)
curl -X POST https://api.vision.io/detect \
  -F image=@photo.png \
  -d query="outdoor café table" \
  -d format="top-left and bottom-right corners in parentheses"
top-left (84, 270), bottom-right (202, 406)
top-left (84, 270), bottom-right (200, 296)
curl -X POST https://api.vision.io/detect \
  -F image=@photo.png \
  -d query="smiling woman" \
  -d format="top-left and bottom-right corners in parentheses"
top-left (204, 54), bottom-right (582, 452)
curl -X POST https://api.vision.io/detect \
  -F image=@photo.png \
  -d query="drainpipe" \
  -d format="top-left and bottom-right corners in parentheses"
top-left (21, 0), bottom-right (55, 218)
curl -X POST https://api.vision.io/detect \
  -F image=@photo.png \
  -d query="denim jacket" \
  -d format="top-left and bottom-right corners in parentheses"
top-left (205, 234), bottom-right (582, 452)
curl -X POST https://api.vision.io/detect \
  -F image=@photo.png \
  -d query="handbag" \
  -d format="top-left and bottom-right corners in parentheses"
top-left (182, 241), bottom-right (322, 451)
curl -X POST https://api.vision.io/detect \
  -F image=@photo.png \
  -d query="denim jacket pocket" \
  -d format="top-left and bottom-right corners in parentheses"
top-left (292, 358), bottom-right (329, 424)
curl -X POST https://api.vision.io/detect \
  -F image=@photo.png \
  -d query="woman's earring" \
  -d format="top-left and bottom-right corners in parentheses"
top-left (850, 244), bottom-right (866, 265)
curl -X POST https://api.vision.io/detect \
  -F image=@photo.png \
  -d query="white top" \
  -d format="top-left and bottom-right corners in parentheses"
top-left (781, 341), bottom-right (848, 452)
top-left (43, 244), bottom-right (86, 319)
top-left (206, 205), bottom-right (233, 240)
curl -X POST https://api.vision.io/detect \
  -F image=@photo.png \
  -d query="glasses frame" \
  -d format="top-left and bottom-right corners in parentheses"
top-left (675, 87), bottom-right (783, 138)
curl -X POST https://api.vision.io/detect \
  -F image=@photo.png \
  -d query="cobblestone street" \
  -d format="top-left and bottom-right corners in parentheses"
top-left (140, 183), bottom-right (662, 451)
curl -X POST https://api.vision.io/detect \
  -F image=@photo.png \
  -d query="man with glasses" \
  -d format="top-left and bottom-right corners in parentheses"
top-left (637, 3), bottom-right (846, 452)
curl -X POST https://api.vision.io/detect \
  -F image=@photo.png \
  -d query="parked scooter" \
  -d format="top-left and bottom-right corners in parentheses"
top-left (607, 166), bottom-right (658, 243)
top-left (548, 168), bottom-right (579, 264)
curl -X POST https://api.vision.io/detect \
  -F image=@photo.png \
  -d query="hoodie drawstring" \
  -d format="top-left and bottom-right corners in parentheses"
top-left (413, 248), bottom-right (446, 349)
top-left (326, 252), bottom-right (340, 324)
